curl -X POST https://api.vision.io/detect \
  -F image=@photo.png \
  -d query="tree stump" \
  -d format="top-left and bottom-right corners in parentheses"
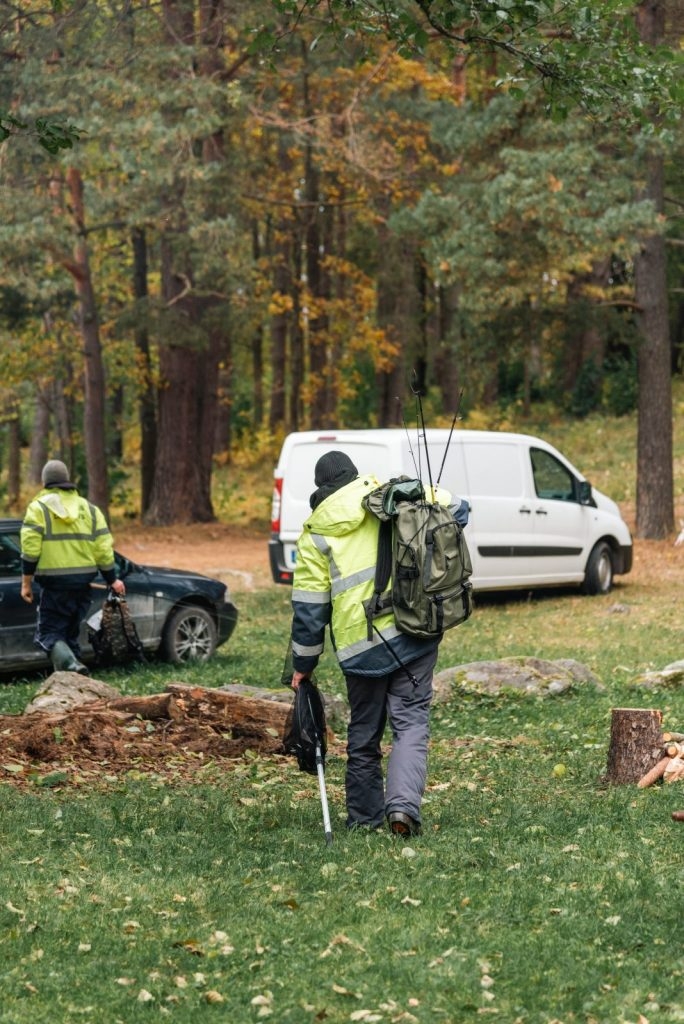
top-left (605, 707), bottom-right (664, 784)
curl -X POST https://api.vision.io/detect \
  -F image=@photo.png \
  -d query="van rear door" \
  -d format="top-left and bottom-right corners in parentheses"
top-left (276, 437), bottom-right (391, 578)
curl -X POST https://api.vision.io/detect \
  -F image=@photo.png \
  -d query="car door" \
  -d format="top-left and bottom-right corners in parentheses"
top-left (460, 439), bottom-right (540, 588)
top-left (83, 554), bottom-right (158, 652)
top-left (527, 446), bottom-right (588, 583)
top-left (0, 530), bottom-right (43, 668)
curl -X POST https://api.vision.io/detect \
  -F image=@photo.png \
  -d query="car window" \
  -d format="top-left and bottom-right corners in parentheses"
top-left (0, 533), bottom-right (22, 576)
top-left (530, 448), bottom-right (576, 502)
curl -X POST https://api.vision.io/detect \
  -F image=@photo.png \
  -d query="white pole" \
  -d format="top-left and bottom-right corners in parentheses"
top-left (316, 743), bottom-right (333, 846)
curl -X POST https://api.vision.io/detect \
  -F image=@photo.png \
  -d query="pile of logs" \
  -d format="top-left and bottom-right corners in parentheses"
top-left (637, 732), bottom-right (684, 788)
top-left (604, 707), bottom-right (684, 788)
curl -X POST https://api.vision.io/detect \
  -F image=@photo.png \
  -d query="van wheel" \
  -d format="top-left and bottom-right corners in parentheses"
top-left (583, 541), bottom-right (613, 595)
top-left (160, 605), bottom-right (217, 663)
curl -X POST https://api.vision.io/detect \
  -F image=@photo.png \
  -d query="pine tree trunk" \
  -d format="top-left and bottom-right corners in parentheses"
top-left (29, 388), bottom-right (50, 485)
top-left (634, 0), bottom-right (674, 540)
top-left (375, 208), bottom-right (421, 426)
top-left (145, 237), bottom-right (216, 525)
top-left (132, 227), bottom-right (157, 516)
top-left (7, 403), bottom-right (21, 509)
top-left (251, 219), bottom-right (264, 429)
top-left (64, 167), bottom-right (109, 518)
top-left (269, 227), bottom-right (291, 431)
top-left (435, 284), bottom-right (462, 415)
top-left (290, 222), bottom-right (304, 431)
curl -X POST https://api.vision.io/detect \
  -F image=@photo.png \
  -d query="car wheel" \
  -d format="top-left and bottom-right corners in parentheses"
top-left (160, 605), bottom-right (218, 663)
top-left (583, 541), bottom-right (613, 595)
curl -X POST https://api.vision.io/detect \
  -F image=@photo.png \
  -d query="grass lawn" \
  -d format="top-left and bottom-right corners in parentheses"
top-left (2, 575), bottom-right (684, 1023)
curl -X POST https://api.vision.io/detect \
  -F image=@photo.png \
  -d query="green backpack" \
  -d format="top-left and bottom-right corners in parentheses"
top-left (362, 477), bottom-right (473, 640)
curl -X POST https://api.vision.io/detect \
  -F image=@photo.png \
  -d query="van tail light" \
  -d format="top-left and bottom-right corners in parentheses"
top-left (271, 477), bottom-right (283, 533)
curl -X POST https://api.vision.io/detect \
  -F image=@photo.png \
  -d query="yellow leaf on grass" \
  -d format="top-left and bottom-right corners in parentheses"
top-left (332, 983), bottom-right (361, 998)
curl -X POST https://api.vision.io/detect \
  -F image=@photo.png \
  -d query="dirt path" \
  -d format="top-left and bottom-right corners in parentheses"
top-left (114, 522), bottom-right (272, 591)
top-left (112, 518), bottom-right (682, 593)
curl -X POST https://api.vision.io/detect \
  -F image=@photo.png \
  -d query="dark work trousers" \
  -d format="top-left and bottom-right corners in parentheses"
top-left (344, 645), bottom-right (438, 829)
top-left (35, 586), bottom-right (93, 657)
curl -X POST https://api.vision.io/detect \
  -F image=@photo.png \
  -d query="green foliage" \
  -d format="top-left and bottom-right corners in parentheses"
top-left (603, 352), bottom-right (638, 418)
top-left (0, 113), bottom-right (83, 151)
top-left (569, 357), bottom-right (603, 417)
top-left (267, 0), bottom-right (682, 126)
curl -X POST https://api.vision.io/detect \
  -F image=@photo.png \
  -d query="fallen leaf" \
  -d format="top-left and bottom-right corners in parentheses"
top-left (332, 983), bottom-right (361, 998)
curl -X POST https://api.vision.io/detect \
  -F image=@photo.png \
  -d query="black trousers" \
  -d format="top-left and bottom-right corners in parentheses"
top-left (35, 586), bottom-right (93, 657)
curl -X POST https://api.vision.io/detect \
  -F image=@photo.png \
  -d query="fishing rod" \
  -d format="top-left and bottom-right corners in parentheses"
top-left (436, 388), bottom-right (464, 486)
top-left (410, 370), bottom-right (433, 497)
top-left (396, 396), bottom-right (421, 481)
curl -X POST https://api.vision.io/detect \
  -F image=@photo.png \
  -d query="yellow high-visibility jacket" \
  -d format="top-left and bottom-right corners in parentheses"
top-left (21, 487), bottom-right (118, 589)
top-left (291, 475), bottom-right (439, 678)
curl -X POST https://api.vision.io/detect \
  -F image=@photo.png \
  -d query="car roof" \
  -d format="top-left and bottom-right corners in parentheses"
top-left (0, 519), bottom-right (22, 531)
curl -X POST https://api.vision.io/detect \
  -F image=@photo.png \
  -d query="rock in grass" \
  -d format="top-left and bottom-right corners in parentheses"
top-left (24, 672), bottom-right (120, 714)
top-left (433, 656), bottom-right (603, 701)
top-left (634, 660), bottom-right (684, 689)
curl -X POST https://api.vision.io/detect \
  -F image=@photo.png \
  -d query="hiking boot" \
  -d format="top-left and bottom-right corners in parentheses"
top-left (50, 640), bottom-right (88, 675)
top-left (387, 812), bottom-right (422, 837)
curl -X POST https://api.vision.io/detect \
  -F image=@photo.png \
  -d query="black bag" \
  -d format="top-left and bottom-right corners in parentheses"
top-left (88, 591), bottom-right (146, 667)
top-left (283, 677), bottom-right (327, 776)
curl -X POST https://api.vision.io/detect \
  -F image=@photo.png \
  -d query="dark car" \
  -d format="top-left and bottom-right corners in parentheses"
top-left (0, 518), bottom-right (238, 675)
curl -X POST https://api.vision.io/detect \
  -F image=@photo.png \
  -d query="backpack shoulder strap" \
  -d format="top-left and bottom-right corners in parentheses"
top-left (365, 517), bottom-right (393, 640)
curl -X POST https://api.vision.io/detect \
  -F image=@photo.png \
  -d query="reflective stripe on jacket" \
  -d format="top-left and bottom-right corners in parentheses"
top-left (291, 475), bottom-right (439, 678)
top-left (21, 488), bottom-right (117, 588)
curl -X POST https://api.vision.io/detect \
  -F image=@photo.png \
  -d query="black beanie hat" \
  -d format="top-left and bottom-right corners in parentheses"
top-left (314, 451), bottom-right (358, 486)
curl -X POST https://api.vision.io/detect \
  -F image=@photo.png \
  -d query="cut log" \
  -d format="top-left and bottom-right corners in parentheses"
top-left (637, 756), bottom-right (669, 788)
top-left (605, 707), bottom-right (664, 785)
top-left (165, 683), bottom-right (294, 737)
top-left (663, 732), bottom-right (684, 743)
top-left (105, 693), bottom-right (178, 720)
top-left (664, 756), bottom-right (684, 783)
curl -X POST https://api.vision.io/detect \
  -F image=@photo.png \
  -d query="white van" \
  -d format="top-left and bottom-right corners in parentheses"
top-left (269, 428), bottom-right (633, 595)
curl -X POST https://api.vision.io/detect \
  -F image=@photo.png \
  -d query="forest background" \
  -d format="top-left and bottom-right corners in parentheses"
top-left (0, 0), bottom-right (683, 538)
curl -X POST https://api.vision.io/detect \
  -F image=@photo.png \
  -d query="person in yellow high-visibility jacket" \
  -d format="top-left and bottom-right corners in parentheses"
top-left (289, 450), bottom-right (468, 838)
top-left (20, 459), bottom-right (125, 673)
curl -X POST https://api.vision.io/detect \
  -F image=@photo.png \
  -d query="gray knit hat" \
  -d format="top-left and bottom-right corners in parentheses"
top-left (314, 451), bottom-right (358, 486)
top-left (41, 460), bottom-right (70, 486)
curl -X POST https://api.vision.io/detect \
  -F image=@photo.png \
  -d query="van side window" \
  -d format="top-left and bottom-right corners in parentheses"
top-left (530, 448), bottom-right (576, 502)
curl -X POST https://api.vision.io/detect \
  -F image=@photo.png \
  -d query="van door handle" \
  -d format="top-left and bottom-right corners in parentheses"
top-left (535, 508), bottom-right (548, 515)
top-left (519, 506), bottom-right (532, 514)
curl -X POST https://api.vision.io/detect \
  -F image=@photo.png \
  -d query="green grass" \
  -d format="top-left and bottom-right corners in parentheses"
top-left (3, 581), bottom-right (684, 1022)
top-left (3, 395), bottom-right (684, 1022)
